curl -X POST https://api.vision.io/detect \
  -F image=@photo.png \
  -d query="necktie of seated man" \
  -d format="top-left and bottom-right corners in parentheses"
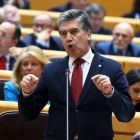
top-left (71, 58), bottom-right (84, 139)
top-left (0, 56), bottom-right (6, 70)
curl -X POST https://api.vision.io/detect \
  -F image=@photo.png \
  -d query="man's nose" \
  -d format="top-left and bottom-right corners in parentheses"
top-left (66, 32), bottom-right (72, 41)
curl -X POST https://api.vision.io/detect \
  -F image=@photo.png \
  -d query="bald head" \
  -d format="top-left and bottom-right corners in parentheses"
top-left (33, 13), bottom-right (53, 33)
top-left (113, 22), bottom-right (134, 51)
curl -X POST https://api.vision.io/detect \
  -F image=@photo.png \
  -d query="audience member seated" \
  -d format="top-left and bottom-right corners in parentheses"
top-left (84, 3), bottom-right (112, 35)
top-left (96, 22), bottom-right (140, 57)
top-left (4, 46), bottom-right (50, 102)
top-left (0, 20), bottom-right (21, 70)
top-left (0, 0), bottom-right (30, 9)
top-left (0, 4), bottom-right (24, 27)
top-left (17, 13), bottom-right (64, 51)
top-left (49, 0), bottom-right (89, 12)
top-left (131, 131), bottom-right (140, 140)
top-left (126, 68), bottom-right (140, 112)
top-left (122, 0), bottom-right (140, 19)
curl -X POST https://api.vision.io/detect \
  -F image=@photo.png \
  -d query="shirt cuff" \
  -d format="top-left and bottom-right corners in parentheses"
top-left (22, 90), bottom-right (34, 97)
top-left (102, 86), bottom-right (114, 98)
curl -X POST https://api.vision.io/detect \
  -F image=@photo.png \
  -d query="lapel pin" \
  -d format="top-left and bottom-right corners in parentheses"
top-left (98, 65), bottom-right (101, 67)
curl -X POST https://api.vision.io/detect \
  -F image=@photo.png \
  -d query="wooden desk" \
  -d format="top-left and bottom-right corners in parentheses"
top-left (0, 100), bottom-right (138, 140)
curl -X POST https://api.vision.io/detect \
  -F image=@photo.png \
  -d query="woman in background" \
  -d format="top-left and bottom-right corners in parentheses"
top-left (4, 46), bottom-right (50, 102)
top-left (126, 68), bottom-right (140, 111)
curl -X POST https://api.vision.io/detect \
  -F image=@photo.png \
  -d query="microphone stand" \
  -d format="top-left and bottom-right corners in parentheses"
top-left (65, 69), bottom-right (70, 140)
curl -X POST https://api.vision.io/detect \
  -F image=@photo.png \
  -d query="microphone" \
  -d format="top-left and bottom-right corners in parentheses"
top-left (65, 69), bottom-right (70, 140)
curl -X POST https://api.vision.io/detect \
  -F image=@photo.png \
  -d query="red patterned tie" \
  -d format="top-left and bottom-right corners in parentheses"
top-left (71, 58), bottom-right (85, 106)
top-left (0, 56), bottom-right (6, 70)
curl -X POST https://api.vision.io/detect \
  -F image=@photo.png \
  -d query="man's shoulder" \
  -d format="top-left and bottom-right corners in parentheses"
top-left (97, 40), bottom-right (113, 48)
top-left (49, 2), bottom-right (72, 12)
top-left (100, 26), bottom-right (112, 35)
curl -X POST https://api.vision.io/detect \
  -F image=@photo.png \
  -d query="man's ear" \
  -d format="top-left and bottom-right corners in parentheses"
top-left (13, 39), bottom-right (18, 46)
top-left (86, 30), bottom-right (92, 41)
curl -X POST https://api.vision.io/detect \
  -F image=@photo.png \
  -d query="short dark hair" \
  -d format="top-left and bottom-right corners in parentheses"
top-left (126, 68), bottom-right (140, 86)
top-left (84, 3), bottom-right (106, 17)
top-left (4, 20), bottom-right (21, 41)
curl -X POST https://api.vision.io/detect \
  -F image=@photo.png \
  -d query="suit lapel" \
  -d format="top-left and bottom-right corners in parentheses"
top-left (58, 56), bottom-right (76, 109)
top-left (9, 57), bottom-right (16, 70)
top-left (77, 52), bottom-right (104, 107)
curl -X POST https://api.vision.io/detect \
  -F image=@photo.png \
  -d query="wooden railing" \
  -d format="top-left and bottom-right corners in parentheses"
top-left (0, 101), bottom-right (138, 140)
top-left (21, 28), bottom-right (140, 45)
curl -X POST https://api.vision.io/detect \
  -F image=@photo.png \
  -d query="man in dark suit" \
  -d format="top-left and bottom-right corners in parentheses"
top-left (97, 22), bottom-right (140, 57)
top-left (84, 3), bottom-right (112, 35)
top-left (49, 0), bottom-right (89, 12)
top-left (0, 0), bottom-right (30, 9)
top-left (0, 20), bottom-right (21, 70)
top-left (18, 9), bottom-right (135, 140)
top-left (17, 13), bottom-right (64, 51)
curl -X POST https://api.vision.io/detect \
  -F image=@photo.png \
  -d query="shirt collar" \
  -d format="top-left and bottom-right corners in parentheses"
top-left (69, 48), bottom-right (94, 67)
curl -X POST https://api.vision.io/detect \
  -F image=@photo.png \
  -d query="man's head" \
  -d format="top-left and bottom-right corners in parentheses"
top-left (84, 3), bottom-right (105, 32)
top-left (0, 20), bottom-right (21, 56)
top-left (70, 0), bottom-right (88, 11)
top-left (0, 4), bottom-right (21, 24)
top-left (113, 22), bottom-right (134, 51)
top-left (57, 9), bottom-right (92, 58)
top-left (33, 13), bottom-right (53, 34)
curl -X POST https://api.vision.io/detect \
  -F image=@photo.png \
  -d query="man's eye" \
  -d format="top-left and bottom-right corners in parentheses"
top-left (61, 32), bottom-right (66, 37)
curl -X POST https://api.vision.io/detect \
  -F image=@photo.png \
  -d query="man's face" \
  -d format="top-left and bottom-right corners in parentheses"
top-left (5, 6), bottom-right (21, 24)
top-left (113, 25), bottom-right (133, 51)
top-left (90, 12), bottom-right (104, 32)
top-left (0, 22), bottom-right (16, 55)
top-left (33, 15), bottom-right (52, 33)
top-left (70, 0), bottom-right (88, 11)
top-left (59, 20), bottom-right (91, 58)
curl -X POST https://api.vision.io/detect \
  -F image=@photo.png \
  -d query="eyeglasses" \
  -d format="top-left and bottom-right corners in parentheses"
top-left (33, 24), bottom-right (51, 30)
top-left (0, 30), bottom-right (15, 39)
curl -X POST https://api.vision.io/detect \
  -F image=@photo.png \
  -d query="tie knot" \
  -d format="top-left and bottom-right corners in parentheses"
top-left (74, 58), bottom-right (84, 65)
top-left (0, 56), bottom-right (6, 62)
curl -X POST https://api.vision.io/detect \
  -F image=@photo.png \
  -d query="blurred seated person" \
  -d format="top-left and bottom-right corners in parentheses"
top-left (122, 0), bottom-right (140, 19)
top-left (84, 3), bottom-right (112, 35)
top-left (4, 46), bottom-right (50, 102)
top-left (126, 68), bottom-right (140, 112)
top-left (49, 0), bottom-right (89, 12)
top-left (96, 22), bottom-right (140, 57)
top-left (17, 13), bottom-right (64, 51)
top-left (0, 20), bottom-right (21, 70)
top-left (0, 0), bottom-right (30, 9)
top-left (0, 4), bottom-right (24, 27)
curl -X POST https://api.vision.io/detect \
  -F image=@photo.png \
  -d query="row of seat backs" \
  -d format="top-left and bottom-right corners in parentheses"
top-left (0, 110), bottom-right (49, 140)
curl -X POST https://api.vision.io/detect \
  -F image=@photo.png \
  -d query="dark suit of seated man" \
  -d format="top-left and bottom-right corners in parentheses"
top-left (17, 13), bottom-right (64, 51)
top-left (18, 9), bottom-right (135, 140)
top-left (0, 20), bottom-right (21, 70)
top-left (96, 22), bottom-right (140, 57)
top-left (49, 0), bottom-right (89, 12)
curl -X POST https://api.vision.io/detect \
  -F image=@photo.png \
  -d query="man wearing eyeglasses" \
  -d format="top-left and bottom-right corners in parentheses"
top-left (17, 13), bottom-right (64, 51)
top-left (84, 3), bottom-right (112, 35)
top-left (0, 20), bottom-right (21, 70)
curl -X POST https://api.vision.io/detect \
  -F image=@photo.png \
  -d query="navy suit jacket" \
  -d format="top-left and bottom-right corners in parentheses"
top-left (17, 34), bottom-right (64, 51)
top-left (0, 0), bottom-right (30, 9)
top-left (9, 57), bottom-right (16, 70)
top-left (18, 50), bottom-right (135, 140)
top-left (49, 2), bottom-right (73, 12)
top-left (97, 40), bottom-right (140, 57)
